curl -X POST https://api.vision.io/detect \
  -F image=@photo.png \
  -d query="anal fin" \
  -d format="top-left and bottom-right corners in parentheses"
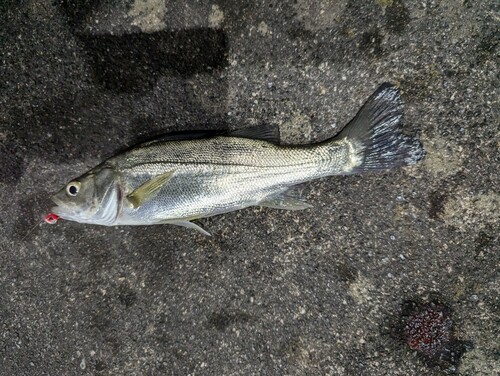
top-left (162, 219), bottom-right (211, 236)
top-left (259, 193), bottom-right (313, 211)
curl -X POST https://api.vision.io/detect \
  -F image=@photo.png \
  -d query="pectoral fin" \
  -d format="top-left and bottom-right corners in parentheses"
top-left (127, 171), bottom-right (175, 209)
top-left (259, 194), bottom-right (313, 211)
top-left (164, 220), bottom-right (211, 236)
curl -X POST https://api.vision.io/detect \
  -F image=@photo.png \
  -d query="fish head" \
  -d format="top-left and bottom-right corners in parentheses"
top-left (51, 167), bottom-right (120, 225)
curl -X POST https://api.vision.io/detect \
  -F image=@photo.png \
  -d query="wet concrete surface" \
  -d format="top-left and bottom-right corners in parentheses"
top-left (0, 0), bottom-right (498, 375)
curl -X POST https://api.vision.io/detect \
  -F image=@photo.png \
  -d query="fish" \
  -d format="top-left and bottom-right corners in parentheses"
top-left (50, 83), bottom-right (424, 235)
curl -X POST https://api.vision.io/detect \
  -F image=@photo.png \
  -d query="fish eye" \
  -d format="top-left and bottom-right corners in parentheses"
top-left (66, 181), bottom-right (81, 196)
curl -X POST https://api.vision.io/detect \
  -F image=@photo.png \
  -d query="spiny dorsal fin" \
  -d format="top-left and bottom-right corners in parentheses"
top-left (127, 171), bottom-right (175, 209)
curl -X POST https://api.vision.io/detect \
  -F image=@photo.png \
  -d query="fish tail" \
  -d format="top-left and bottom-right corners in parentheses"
top-left (335, 83), bottom-right (425, 173)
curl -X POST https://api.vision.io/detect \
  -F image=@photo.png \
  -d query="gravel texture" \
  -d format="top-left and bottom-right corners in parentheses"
top-left (0, 0), bottom-right (498, 375)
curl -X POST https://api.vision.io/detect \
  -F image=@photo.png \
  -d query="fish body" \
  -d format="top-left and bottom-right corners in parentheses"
top-left (101, 137), bottom-right (351, 223)
top-left (51, 84), bottom-right (424, 234)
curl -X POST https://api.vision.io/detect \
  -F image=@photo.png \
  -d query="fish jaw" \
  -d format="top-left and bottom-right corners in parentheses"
top-left (49, 197), bottom-right (92, 224)
top-left (50, 195), bottom-right (80, 222)
top-left (50, 200), bottom-right (119, 226)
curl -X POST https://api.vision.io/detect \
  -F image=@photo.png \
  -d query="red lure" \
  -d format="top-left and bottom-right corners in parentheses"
top-left (44, 213), bottom-right (60, 224)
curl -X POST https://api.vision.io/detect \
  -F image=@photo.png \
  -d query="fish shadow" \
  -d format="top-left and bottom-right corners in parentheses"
top-left (78, 29), bottom-right (228, 93)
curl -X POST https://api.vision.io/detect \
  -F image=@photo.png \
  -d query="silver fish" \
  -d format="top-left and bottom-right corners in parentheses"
top-left (51, 83), bottom-right (424, 235)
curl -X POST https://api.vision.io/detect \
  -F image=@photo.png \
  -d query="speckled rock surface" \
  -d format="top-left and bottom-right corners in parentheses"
top-left (0, 0), bottom-right (498, 375)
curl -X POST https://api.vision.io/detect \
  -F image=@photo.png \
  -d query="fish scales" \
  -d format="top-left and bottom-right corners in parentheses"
top-left (120, 137), bottom-right (344, 168)
top-left (110, 138), bottom-right (351, 223)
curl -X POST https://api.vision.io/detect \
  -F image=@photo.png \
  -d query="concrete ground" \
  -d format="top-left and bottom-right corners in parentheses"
top-left (0, 0), bottom-right (498, 375)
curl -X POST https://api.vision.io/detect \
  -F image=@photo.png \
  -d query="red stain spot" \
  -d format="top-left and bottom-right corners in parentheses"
top-left (402, 301), bottom-right (472, 371)
top-left (394, 300), bottom-right (472, 371)
top-left (404, 302), bottom-right (452, 357)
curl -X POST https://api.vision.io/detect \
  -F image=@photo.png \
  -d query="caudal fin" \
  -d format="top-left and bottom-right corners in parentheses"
top-left (337, 83), bottom-right (425, 173)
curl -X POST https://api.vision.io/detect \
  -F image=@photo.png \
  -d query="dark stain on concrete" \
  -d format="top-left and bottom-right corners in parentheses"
top-left (476, 23), bottom-right (499, 64)
top-left (118, 285), bottom-right (138, 308)
top-left (428, 191), bottom-right (448, 220)
top-left (207, 310), bottom-right (253, 331)
top-left (385, 0), bottom-right (411, 34)
top-left (359, 28), bottom-right (384, 58)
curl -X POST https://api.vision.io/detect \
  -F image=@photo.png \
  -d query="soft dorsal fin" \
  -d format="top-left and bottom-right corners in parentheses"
top-left (127, 171), bottom-right (175, 208)
top-left (139, 130), bottom-right (225, 147)
top-left (139, 125), bottom-right (280, 147)
top-left (226, 125), bottom-right (280, 143)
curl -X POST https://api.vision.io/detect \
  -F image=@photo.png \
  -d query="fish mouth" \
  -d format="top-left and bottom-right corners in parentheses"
top-left (50, 205), bottom-right (63, 217)
top-left (50, 196), bottom-right (67, 217)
